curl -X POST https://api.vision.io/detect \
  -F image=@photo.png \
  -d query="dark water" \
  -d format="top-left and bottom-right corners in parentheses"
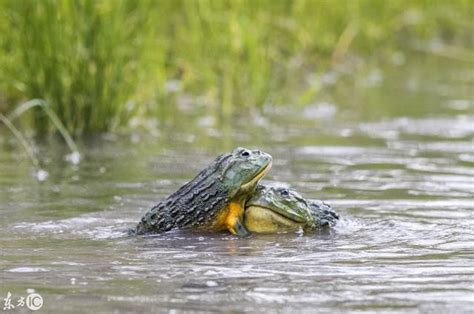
top-left (1, 55), bottom-right (473, 313)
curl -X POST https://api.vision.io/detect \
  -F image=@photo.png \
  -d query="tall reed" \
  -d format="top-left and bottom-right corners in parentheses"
top-left (0, 0), bottom-right (471, 134)
top-left (2, 0), bottom-right (159, 134)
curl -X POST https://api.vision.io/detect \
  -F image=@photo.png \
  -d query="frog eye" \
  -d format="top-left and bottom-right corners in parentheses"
top-left (240, 150), bottom-right (250, 157)
top-left (280, 189), bottom-right (290, 197)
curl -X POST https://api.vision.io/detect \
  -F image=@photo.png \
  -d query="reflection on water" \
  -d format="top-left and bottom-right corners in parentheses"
top-left (1, 56), bottom-right (473, 312)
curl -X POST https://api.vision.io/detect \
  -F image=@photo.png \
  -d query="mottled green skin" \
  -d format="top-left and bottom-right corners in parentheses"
top-left (135, 147), bottom-right (272, 235)
top-left (244, 185), bottom-right (338, 233)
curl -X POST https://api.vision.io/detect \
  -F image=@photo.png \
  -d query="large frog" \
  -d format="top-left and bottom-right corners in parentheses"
top-left (135, 147), bottom-right (272, 236)
top-left (244, 185), bottom-right (338, 233)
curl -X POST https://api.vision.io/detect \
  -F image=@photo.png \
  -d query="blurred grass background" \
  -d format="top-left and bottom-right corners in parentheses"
top-left (0, 0), bottom-right (472, 135)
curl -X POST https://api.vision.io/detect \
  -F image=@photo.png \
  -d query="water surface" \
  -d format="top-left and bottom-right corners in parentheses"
top-left (1, 55), bottom-right (473, 313)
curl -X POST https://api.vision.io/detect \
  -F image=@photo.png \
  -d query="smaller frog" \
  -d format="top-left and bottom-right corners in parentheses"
top-left (244, 185), bottom-right (338, 233)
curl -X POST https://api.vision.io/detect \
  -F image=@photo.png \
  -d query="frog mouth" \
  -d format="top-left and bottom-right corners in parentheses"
top-left (245, 204), bottom-right (306, 223)
top-left (244, 205), bottom-right (305, 232)
top-left (240, 161), bottom-right (272, 192)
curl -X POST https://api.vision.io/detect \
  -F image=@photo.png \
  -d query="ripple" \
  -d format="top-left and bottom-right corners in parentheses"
top-left (360, 116), bottom-right (474, 139)
top-left (5, 267), bottom-right (49, 273)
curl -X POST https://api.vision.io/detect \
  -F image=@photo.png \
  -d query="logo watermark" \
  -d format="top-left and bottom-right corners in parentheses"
top-left (3, 292), bottom-right (43, 311)
top-left (25, 294), bottom-right (43, 311)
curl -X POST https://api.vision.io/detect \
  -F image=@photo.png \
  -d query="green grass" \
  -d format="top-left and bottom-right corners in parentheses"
top-left (1, 0), bottom-right (159, 134)
top-left (0, 0), bottom-right (472, 134)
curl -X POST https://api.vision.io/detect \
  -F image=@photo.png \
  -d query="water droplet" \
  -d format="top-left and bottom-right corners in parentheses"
top-left (205, 281), bottom-right (218, 287)
top-left (35, 169), bottom-right (49, 182)
top-left (65, 151), bottom-right (81, 165)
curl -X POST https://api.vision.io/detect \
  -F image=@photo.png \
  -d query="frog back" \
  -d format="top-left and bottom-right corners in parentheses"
top-left (135, 154), bottom-right (233, 234)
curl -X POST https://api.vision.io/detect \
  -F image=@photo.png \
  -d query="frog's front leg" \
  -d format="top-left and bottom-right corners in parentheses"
top-left (225, 202), bottom-right (251, 237)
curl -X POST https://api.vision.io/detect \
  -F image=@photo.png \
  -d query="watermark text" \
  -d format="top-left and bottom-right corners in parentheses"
top-left (3, 292), bottom-right (43, 311)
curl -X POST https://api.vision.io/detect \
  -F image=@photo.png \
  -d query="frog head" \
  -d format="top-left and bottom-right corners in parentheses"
top-left (244, 185), bottom-right (314, 233)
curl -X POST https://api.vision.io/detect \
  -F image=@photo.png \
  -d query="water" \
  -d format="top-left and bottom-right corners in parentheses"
top-left (1, 54), bottom-right (474, 313)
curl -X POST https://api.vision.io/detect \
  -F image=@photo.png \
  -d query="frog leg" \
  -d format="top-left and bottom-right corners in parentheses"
top-left (225, 202), bottom-right (251, 237)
